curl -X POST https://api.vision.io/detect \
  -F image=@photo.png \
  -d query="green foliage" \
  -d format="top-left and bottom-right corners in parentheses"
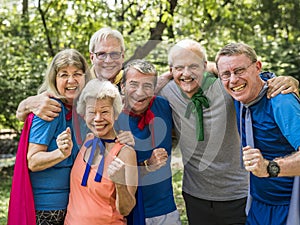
top-left (0, 2), bottom-right (299, 223)
top-left (0, 5), bottom-right (47, 131)
top-left (0, 0), bottom-right (299, 133)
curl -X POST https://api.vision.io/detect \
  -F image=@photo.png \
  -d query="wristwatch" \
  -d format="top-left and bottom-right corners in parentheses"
top-left (267, 160), bottom-right (280, 177)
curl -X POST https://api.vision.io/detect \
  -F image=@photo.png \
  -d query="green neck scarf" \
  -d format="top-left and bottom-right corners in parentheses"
top-left (182, 72), bottom-right (216, 141)
top-left (185, 87), bottom-right (210, 141)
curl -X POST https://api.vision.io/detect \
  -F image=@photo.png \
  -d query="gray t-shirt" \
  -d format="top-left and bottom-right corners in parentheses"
top-left (159, 78), bottom-right (248, 201)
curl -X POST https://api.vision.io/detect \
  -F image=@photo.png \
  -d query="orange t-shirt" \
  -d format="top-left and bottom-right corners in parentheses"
top-left (64, 135), bottom-right (126, 225)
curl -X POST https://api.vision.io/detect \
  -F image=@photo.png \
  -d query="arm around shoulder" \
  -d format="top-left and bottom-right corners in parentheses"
top-left (16, 96), bottom-right (36, 122)
top-left (155, 71), bottom-right (173, 94)
top-left (267, 75), bottom-right (299, 98)
top-left (16, 92), bottom-right (62, 122)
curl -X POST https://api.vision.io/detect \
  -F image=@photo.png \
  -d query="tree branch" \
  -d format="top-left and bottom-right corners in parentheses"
top-left (125, 0), bottom-right (177, 63)
top-left (37, 0), bottom-right (54, 56)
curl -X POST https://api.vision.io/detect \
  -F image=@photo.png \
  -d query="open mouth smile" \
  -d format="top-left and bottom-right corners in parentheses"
top-left (179, 76), bottom-right (196, 82)
top-left (66, 86), bottom-right (77, 91)
top-left (231, 84), bottom-right (246, 92)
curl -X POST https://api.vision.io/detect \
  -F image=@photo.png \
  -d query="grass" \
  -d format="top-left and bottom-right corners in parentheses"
top-left (0, 155), bottom-right (188, 225)
top-left (172, 170), bottom-right (188, 225)
top-left (0, 165), bottom-right (13, 225)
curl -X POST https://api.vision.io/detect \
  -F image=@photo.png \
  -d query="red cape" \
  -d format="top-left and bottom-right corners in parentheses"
top-left (7, 113), bottom-right (36, 225)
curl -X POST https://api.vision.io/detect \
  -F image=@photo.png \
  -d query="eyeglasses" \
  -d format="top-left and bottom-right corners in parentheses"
top-left (219, 62), bottom-right (256, 81)
top-left (93, 51), bottom-right (122, 61)
top-left (172, 64), bottom-right (202, 73)
top-left (57, 72), bottom-right (85, 80)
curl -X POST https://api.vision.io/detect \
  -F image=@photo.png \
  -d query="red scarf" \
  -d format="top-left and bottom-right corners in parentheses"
top-left (64, 104), bottom-right (72, 121)
top-left (123, 96), bottom-right (156, 130)
top-left (66, 102), bottom-right (85, 146)
top-left (122, 96), bottom-right (156, 147)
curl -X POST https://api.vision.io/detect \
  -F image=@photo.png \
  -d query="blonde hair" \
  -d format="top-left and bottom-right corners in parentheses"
top-left (38, 49), bottom-right (92, 101)
top-left (168, 39), bottom-right (207, 66)
top-left (77, 79), bottom-right (122, 117)
top-left (89, 27), bottom-right (125, 53)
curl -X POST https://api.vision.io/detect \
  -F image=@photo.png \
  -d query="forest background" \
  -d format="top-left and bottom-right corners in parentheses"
top-left (0, 0), bottom-right (300, 224)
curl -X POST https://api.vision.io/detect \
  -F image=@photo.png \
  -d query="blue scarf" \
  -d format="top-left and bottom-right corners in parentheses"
top-left (81, 136), bottom-right (116, 186)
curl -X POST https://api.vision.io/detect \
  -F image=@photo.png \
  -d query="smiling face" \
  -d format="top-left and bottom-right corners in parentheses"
top-left (217, 54), bottom-right (264, 104)
top-left (90, 37), bottom-right (124, 82)
top-left (170, 49), bottom-right (206, 98)
top-left (56, 65), bottom-right (86, 105)
top-left (122, 68), bottom-right (156, 115)
top-left (85, 97), bottom-right (116, 139)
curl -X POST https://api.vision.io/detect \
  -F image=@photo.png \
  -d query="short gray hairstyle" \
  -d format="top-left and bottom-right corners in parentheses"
top-left (77, 79), bottom-right (122, 117)
top-left (122, 59), bottom-right (158, 87)
top-left (215, 42), bottom-right (258, 69)
top-left (89, 27), bottom-right (125, 53)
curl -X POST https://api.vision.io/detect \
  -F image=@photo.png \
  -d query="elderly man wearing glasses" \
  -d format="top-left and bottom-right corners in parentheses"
top-left (158, 39), bottom-right (299, 225)
top-left (89, 28), bottom-right (125, 88)
top-left (216, 42), bottom-right (300, 225)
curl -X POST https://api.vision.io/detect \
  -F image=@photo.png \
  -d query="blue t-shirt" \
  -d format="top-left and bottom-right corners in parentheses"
top-left (29, 99), bottom-right (79, 210)
top-left (115, 96), bottom-right (177, 218)
top-left (235, 93), bottom-right (300, 205)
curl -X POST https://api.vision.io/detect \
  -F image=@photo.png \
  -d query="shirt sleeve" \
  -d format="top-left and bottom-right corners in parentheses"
top-left (29, 100), bottom-right (65, 146)
top-left (272, 93), bottom-right (300, 150)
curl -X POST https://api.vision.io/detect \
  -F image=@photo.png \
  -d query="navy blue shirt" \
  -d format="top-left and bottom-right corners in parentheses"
top-left (115, 96), bottom-right (177, 218)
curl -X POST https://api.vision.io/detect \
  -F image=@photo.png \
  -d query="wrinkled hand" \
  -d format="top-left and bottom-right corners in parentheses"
top-left (31, 92), bottom-right (62, 121)
top-left (267, 76), bottom-right (299, 98)
top-left (242, 146), bottom-right (268, 177)
top-left (57, 127), bottom-right (73, 158)
top-left (107, 157), bottom-right (126, 184)
top-left (116, 130), bottom-right (135, 147)
top-left (147, 148), bottom-right (168, 172)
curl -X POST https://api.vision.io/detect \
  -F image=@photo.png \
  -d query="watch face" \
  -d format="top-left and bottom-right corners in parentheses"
top-left (270, 164), bottom-right (280, 173)
top-left (268, 161), bottom-right (280, 177)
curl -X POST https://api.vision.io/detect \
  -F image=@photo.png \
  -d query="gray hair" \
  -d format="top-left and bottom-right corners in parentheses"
top-left (89, 27), bottom-right (125, 53)
top-left (77, 79), bottom-right (122, 117)
top-left (168, 39), bottom-right (207, 66)
top-left (38, 49), bottom-right (92, 101)
top-left (215, 42), bottom-right (258, 68)
top-left (122, 59), bottom-right (158, 87)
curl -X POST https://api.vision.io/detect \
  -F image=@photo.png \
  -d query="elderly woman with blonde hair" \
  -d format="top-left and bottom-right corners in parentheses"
top-left (8, 48), bottom-right (92, 225)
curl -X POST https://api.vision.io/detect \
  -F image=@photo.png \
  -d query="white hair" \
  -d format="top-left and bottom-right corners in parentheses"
top-left (77, 79), bottom-right (122, 117)
top-left (168, 39), bottom-right (207, 66)
top-left (89, 27), bottom-right (125, 53)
